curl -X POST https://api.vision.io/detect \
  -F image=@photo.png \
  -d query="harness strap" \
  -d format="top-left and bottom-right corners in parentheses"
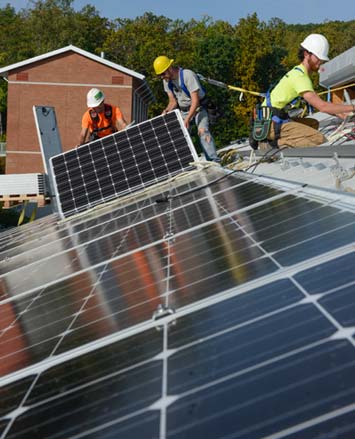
top-left (266, 65), bottom-right (305, 119)
top-left (250, 65), bottom-right (307, 149)
top-left (265, 89), bottom-right (290, 146)
top-left (89, 104), bottom-right (114, 134)
top-left (168, 68), bottom-right (207, 107)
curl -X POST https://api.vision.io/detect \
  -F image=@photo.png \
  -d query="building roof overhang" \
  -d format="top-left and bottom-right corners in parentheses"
top-left (0, 44), bottom-right (145, 81)
top-left (0, 44), bottom-right (155, 104)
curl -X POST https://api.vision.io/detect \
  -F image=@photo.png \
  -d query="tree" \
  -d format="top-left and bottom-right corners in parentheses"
top-left (19, 0), bottom-right (110, 55)
top-left (0, 4), bottom-right (27, 137)
top-left (0, 2), bottom-right (353, 147)
top-left (232, 14), bottom-right (299, 136)
top-left (0, 4), bottom-right (31, 65)
top-left (102, 12), bottom-right (179, 116)
top-left (233, 14), bottom-right (270, 133)
top-left (190, 19), bottom-right (241, 145)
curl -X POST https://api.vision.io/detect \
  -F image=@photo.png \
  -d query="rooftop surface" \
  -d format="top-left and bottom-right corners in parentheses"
top-left (0, 46), bottom-right (355, 439)
top-left (1, 156), bottom-right (355, 437)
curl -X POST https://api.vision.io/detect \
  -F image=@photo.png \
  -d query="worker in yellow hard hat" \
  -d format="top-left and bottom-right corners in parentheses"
top-left (153, 55), bottom-right (220, 162)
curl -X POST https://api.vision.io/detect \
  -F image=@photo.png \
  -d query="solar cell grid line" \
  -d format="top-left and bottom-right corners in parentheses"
top-left (2, 249), bottom-right (355, 437)
top-left (50, 110), bottom-right (198, 219)
top-left (0, 213), bottom-right (58, 254)
top-left (0, 185), bottom-right (165, 281)
top-left (0, 176), bottom-right (331, 304)
top-left (2, 169), bottom-right (355, 438)
top-left (0, 182), bottom-right (290, 299)
top-left (0, 179), bottom-right (350, 310)
top-left (52, 124), bottom-right (146, 216)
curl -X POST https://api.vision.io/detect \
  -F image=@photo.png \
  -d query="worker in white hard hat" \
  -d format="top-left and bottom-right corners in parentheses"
top-left (251, 34), bottom-right (355, 149)
top-left (78, 88), bottom-right (127, 145)
top-left (153, 55), bottom-right (220, 162)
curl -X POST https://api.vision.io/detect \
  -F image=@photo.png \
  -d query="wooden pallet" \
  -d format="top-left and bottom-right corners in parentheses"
top-left (0, 194), bottom-right (49, 208)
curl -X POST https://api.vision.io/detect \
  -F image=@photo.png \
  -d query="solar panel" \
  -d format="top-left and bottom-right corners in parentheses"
top-left (1, 166), bottom-right (355, 439)
top-left (50, 110), bottom-right (198, 218)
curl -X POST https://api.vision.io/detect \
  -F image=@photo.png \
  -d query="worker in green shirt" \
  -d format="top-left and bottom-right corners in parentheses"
top-left (253, 34), bottom-right (355, 148)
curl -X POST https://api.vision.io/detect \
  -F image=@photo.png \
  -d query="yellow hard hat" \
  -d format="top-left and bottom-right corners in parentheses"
top-left (153, 56), bottom-right (174, 75)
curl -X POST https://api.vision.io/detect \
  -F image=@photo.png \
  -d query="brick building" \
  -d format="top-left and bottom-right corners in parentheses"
top-left (0, 45), bottom-right (154, 174)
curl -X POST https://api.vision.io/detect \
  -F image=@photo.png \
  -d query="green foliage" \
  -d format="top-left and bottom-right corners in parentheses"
top-left (102, 12), bottom-right (178, 115)
top-left (0, 1), bottom-right (354, 148)
top-left (103, 13), bottom-right (174, 75)
top-left (232, 14), bottom-right (291, 129)
top-left (18, 0), bottom-right (110, 55)
top-left (0, 81), bottom-right (7, 113)
top-left (0, 4), bottom-right (33, 65)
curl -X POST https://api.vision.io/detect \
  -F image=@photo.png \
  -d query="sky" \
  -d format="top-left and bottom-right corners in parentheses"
top-left (1, 0), bottom-right (354, 24)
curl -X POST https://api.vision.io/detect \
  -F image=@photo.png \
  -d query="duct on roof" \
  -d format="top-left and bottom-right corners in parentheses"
top-left (319, 46), bottom-right (355, 88)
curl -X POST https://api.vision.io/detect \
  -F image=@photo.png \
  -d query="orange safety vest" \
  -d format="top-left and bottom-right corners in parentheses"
top-left (89, 104), bottom-right (116, 139)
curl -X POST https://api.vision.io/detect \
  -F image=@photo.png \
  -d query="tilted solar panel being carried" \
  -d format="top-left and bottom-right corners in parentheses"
top-left (50, 110), bottom-right (198, 218)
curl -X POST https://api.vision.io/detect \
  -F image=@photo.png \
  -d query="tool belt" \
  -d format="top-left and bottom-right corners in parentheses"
top-left (253, 106), bottom-right (273, 141)
top-left (249, 105), bottom-right (289, 150)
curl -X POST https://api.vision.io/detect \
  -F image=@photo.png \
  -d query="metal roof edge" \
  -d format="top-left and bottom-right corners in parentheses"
top-left (237, 144), bottom-right (355, 159)
top-left (0, 45), bottom-right (146, 81)
top-left (319, 45), bottom-right (355, 88)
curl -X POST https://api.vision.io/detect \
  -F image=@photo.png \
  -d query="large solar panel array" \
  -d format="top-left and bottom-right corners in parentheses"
top-left (50, 111), bottom-right (198, 218)
top-left (1, 165), bottom-right (355, 439)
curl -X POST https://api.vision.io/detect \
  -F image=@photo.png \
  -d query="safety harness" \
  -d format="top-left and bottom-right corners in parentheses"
top-left (168, 68), bottom-right (208, 112)
top-left (250, 67), bottom-right (305, 149)
top-left (89, 104), bottom-right (115, 140)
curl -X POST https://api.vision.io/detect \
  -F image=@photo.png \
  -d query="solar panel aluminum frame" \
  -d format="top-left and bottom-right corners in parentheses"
top-left (49, 110), bottom-right (198, 219)
top-left (2, 166), bottom-right (355, 438)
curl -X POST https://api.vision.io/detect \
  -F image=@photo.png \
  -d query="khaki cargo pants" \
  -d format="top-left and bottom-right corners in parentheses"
top-left (268, 117), bottom-right (327, 147)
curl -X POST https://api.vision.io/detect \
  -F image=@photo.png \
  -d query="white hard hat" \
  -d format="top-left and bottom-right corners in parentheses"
top-left (87, 88), bottom-right (105, 107)
top-left (301, 34), bottom-right (329, 61)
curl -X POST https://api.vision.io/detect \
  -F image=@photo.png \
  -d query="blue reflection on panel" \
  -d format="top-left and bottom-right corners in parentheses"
top-left (5, 330), bottom-right (163, 439)
top-left (273, 222), bottom-right (355, 266)
top-left (166, 341), bottom-right (355, 439)
top-left (169, 278), bottom-right (304, 348)
top-left (81, 411), bottom-right (161, 439)
top-left (294, 252), bottom-right (355, 295)
top-left (168, 304), bottom-right (335, 393)
top-left (283, 410), bottom-right (355, 439)
top-left (319, 285), bottom-right (355, 327)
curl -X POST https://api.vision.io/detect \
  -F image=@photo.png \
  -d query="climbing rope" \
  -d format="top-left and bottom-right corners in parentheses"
top-left (199, 74), bottom-right (355, 103)
top-left (318, 82), bottom-right (355, 97)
